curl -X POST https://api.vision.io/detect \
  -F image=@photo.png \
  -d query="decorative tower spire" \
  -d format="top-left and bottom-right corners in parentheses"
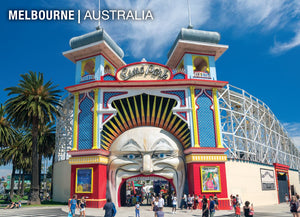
top-left (187, 0), bottom-right (193, 29)
top-left (96, 0), bottom-right (101, 30)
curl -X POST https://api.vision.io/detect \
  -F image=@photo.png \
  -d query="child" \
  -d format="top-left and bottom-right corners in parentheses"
top-left (235, 203), bottom-right (241, 217)
top-left (172, 193), bottom-right (177, 214)
top-left (135, 201), bottom-right (140, 217)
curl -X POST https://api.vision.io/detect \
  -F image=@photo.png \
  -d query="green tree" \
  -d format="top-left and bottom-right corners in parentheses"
top-left (38, 122), bottom-right (56, 194)
top-left (5, 71), bottom-right (61, 204)
top-left (0, 130), bottom-right (31, 198)
top-left (0, 104), bottom-right (15, 148)
top-left (18, 130), bottom-right (32, 196)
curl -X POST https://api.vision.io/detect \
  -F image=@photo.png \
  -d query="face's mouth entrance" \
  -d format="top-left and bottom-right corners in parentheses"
top-left (118, 175), bottom-right (176, 207)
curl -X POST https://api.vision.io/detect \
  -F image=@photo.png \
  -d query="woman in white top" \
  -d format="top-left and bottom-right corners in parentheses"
top-left (151, 194), bottom-right (156, 210)
top-left (153, 197), bottom-right (159, 217)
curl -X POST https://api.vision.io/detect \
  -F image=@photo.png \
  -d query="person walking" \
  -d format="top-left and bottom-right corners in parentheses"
top-left (180, 195), bottom-right (185, 209)
top-left (232, 196), bottom-right (237, 213)
top-left (194, 195), bottom-right (199, 210)
top-left (172, 193), bottom-right (177, 214)
top-left (135, 201), bottom-right (140, 217)
top-left (202, 196), bottom-right (209, 217)
top-left (156, 207), bottom-right (165, 217)
top-left (297, 194), bottom-right (300, 216)
top-left (243, 201), bottom-right (254, 217)
top-left (158, 194), bottom-right (164, 210)
top-left (187, 194), bottom-right (193, 211)
top-left (230, 194), bottom-right (233, 210)
top-left (69, 194), bottom-right (78, 217)
top-left (151, 193), bottom-right (156, 210)
top-left (153, 196), bottom-right (159, 217)
top-left (213, 194), bottom-right (219, 210)
top-left (79, 196), bottom-right (86, 217)
top-left (236, 194), bottom-right (242, 207)
top-left (286, 193), bottom-right (290, 204)
top-left (103, 198), bottom-right (117, 217)
top-left (235, 202), bottom-right (241, 217)
top-left (209, 196), bottom-right (216, 217)
top-left (290, 195), bottom-right (299, 217)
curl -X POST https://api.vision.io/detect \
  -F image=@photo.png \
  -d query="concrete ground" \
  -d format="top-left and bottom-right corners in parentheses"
top-left (59, 203), bottom-right (291, 217)
top-left (0, 203), bottom-right (292, 217)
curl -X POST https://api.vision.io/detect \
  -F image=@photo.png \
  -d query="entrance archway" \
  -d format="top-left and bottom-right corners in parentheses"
top-left (119, 175), bottom-right (176, 207)
top-left (107, 127), bottom-right (186, 207)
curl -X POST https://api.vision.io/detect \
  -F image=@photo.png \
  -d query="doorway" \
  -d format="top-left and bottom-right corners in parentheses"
top-left (277, 172), bottom-right (289, 203)
top-left (120, 177), bottom-right (175, 207)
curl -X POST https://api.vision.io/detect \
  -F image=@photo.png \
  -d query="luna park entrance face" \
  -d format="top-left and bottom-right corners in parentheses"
top-left (120, 176), bottom-right (176, 206)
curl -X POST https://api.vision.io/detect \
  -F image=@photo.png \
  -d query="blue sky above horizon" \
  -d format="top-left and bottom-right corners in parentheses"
top-left (0, 0), bottom-right (300, 175)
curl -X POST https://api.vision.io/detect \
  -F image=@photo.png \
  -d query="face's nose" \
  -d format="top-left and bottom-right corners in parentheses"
top-left (140, 154), bottom-right (153, 175)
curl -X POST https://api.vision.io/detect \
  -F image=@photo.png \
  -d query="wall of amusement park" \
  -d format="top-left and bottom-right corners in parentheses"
top-left (53, 160), bottom-right (71, 202)
top-left (226, 160), bottom-right (300, 206)
top-left (53, 159), bottom-right (300, 205)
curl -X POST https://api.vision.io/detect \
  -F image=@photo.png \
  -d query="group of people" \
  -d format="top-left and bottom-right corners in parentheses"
top-left (69, 194), bottom-right (118, 217)
top-left (151, 194), bottom-right (166, 217)
top-left (68, 194), bottom-right (87, 217)
top-left (4, 200), bottom-right (22, 209)
top-left (289, 194), bottom-right (300, 217)
top-left (179, 193), bottom-right (218, 216)
top-left (67, 193), bottom-right (256, 217)
top-left (230, 194), bottom-right (254, 217)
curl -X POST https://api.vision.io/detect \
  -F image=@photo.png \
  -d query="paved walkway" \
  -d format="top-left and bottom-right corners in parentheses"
top-left (60, 203), bottom-right (291, 217)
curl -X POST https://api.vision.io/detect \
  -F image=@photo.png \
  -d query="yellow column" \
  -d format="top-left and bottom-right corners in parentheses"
top-left (92, 89), bottom-right (99, 149)
top-left (72, 92), bottom-right (79, 151)
top-left (190, 86), bottom-right (200, 147)
top-left (213, 88), bottom-right (223, 148)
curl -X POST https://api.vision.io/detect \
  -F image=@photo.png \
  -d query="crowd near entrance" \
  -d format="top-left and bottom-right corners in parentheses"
top-left (120, 177), bottom-right (175, 206)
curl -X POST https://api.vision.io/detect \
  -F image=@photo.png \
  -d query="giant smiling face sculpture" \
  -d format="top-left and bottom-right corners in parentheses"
top-left (108, 126), bottom-right (185, 206)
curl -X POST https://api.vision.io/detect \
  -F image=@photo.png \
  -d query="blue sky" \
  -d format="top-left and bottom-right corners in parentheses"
top-left (1, 0), bottom-right (300, 175)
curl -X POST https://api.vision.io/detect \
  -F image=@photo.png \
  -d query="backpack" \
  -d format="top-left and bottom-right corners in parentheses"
top-left (290, 201), bottom-right (298, 212)
top-left (112, 203), bottom-right (117, 216)
top-left (233, 198), bottom-right (237, 205)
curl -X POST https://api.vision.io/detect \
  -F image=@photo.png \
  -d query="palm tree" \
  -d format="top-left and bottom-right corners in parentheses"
top-left (0, 104), bottom-right (15, 147)
top-left (5, 71), bottom-right (61, 204)
top-left (38, 122), bottom-right (56, 194)
top-left (17, 129), bottom-right (32, 196)
top-left (0, 130), bottom-right (31, 198)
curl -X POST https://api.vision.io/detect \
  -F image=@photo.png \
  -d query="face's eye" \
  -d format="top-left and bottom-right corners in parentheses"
top-left (125, 154), bottom-right (141, 160)
top-left (127, 154), bottom-right (136, 159)
top-left (153, 153), bottom-right (169, 159)
top-left (158, 153), bottom-right (166, 158)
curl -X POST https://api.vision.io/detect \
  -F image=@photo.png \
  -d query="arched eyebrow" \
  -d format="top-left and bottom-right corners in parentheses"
top-left (120, 139), bottom-right (144, 151)
top-left (150, 138), bottom-right (173, 151)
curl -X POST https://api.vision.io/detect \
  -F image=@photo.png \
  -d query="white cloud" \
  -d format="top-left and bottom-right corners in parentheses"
top-left (234, 0), bottom-right (286, 29)
top-left (64, 0), bottom-right (300, 58)
top-left (270, 30), bottom-right (300, 54)
top-left (72, 0), bottom-right (211, 60)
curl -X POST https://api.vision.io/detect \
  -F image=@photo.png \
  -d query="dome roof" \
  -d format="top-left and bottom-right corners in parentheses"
top-left (168, 28), bottom-right (221, 58)
top-left (69, 28), bottom-right (124, 58)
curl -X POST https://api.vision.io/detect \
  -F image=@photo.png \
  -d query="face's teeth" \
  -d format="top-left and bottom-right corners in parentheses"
top-left (127, 176), bottom-right (166, 182)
